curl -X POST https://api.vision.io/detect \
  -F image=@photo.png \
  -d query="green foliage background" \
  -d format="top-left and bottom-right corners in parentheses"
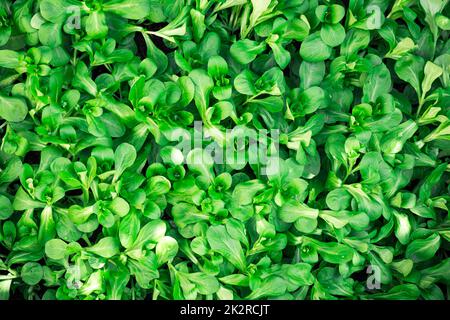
top-left (0, 0), bottom-right (449, 300)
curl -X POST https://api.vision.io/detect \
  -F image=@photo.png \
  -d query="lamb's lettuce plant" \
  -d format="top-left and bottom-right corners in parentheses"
top-left (0, 0), bottom-right (449, 301)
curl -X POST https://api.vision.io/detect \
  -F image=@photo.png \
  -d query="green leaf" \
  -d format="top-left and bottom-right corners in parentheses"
top-left (316, 5), bottom-right (346, 24)
top-left (306, 238), bottom-right (355, 264)
top-left (86, 11), bottom-right (108, 39)
top-left (38, 206), bottom-right (56, 245)
top-left (247, 96), bottom-right (284, 113)
top-left (421, 61), bottom-right (443, 98)
top-left (362, 284), bottom-right (420, 300)
top-left (0, 195), bottom-right (13, 220)
top-left (105, 263), bottom-right (130, 300)
top-left (418, 163), bottom-right (447, 202)
top-left (230, 39), bottom-right (266, 64)
top-left (341, 29), bottom-right (370, 56)
top-left (406, 233), bottom-right (441, 263)
top-left (127, 220), bottom-right (166, 254)
top-left (172, 203), bottom-right (209, 228)
top-left (190, 9), bottom-right (206, 43)
top-left (119, 212), bottom-right (140, 249)
top-left (280, 18), bottom-right (310, 41)
top-left (186, 148), bottom-right (214, 182)
top-left (206, 225), bottom-right (246, 272)
top-left (395, 55), bottom-right (425, 97)
top-left (419, 258), bottom-right (450, 288)
top-left (56, 214), bottom-right (82, 242)
top-left (234, 69), bottom-right (258, 95)
top-left (0, 95), bottom-right (28, 122)
top-left (279, 201), bottom-right (319, 223)
top-left (207, 55), bottom-right (228, 79)
top-left (268, 41), bottom-right (291, 69)
top-left (189, 69), bottom-right (214, 119)
top-left (12, 188), bottom-right (46, 211)
top-left (45, 239), bottom-right (67, 260)
top-left (363, 64), bottom-right (392, 103)
top-left (39, 0), bottom-right (70, 23)
top-left (21, 262), bottom-right (43, 285)
top-left (291, 86), bottom-right (326, 117)
top-left (156, 236), bottom-right (178, 266)
top-left (299, 61), bottom-right (325, 90)
top-left (300, 33), bottom-right (332, 62)
top-left (248, 0), bottom-right (271, 34)
top-left (86, 237), bottom-right (120, 258)
top-left (326, 188), bottom-right (352, 211)
top-left (114, 143), bottom-right (137, 180)
top-left (380, 120), bottom-right (418, 154)
top-left (103, 0), bottom-right (151, 19)
top-left (0, 50), bottom-right (20, 68)
top-left (186, 272), bottom-right (220, 295)
top-left (109, 197), bottom-right (130, 217)
top-left (128, 253), bottom-right (159, 288)
top-left (385, 37), bottom-right (416, 60)
top-left (317, 267), bottom-right (354, 297)
top-left (393, 211), bottom-right (411, 245)
top-left (73, 62), bottom-right (98, 96)
top-left (0, 280), bottom-right (12, 300)
top-left (245, 276), bottom-right (287, 299)
top-left (320, 23), bottom-right (346, 47)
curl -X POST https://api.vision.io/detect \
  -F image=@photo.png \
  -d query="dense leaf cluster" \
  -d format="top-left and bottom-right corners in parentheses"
top-left (0, 0), bottom-right (449, 300)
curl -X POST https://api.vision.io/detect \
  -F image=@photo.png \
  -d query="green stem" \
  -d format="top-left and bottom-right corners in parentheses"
top-left (82, 234), bottom-right (92, 247)
top-left (244, 91), bottom-right (264, 105)
top-left (417, 97), bottom-right (425, 117)
top-left (82, 187), bottom-right (89, 206)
